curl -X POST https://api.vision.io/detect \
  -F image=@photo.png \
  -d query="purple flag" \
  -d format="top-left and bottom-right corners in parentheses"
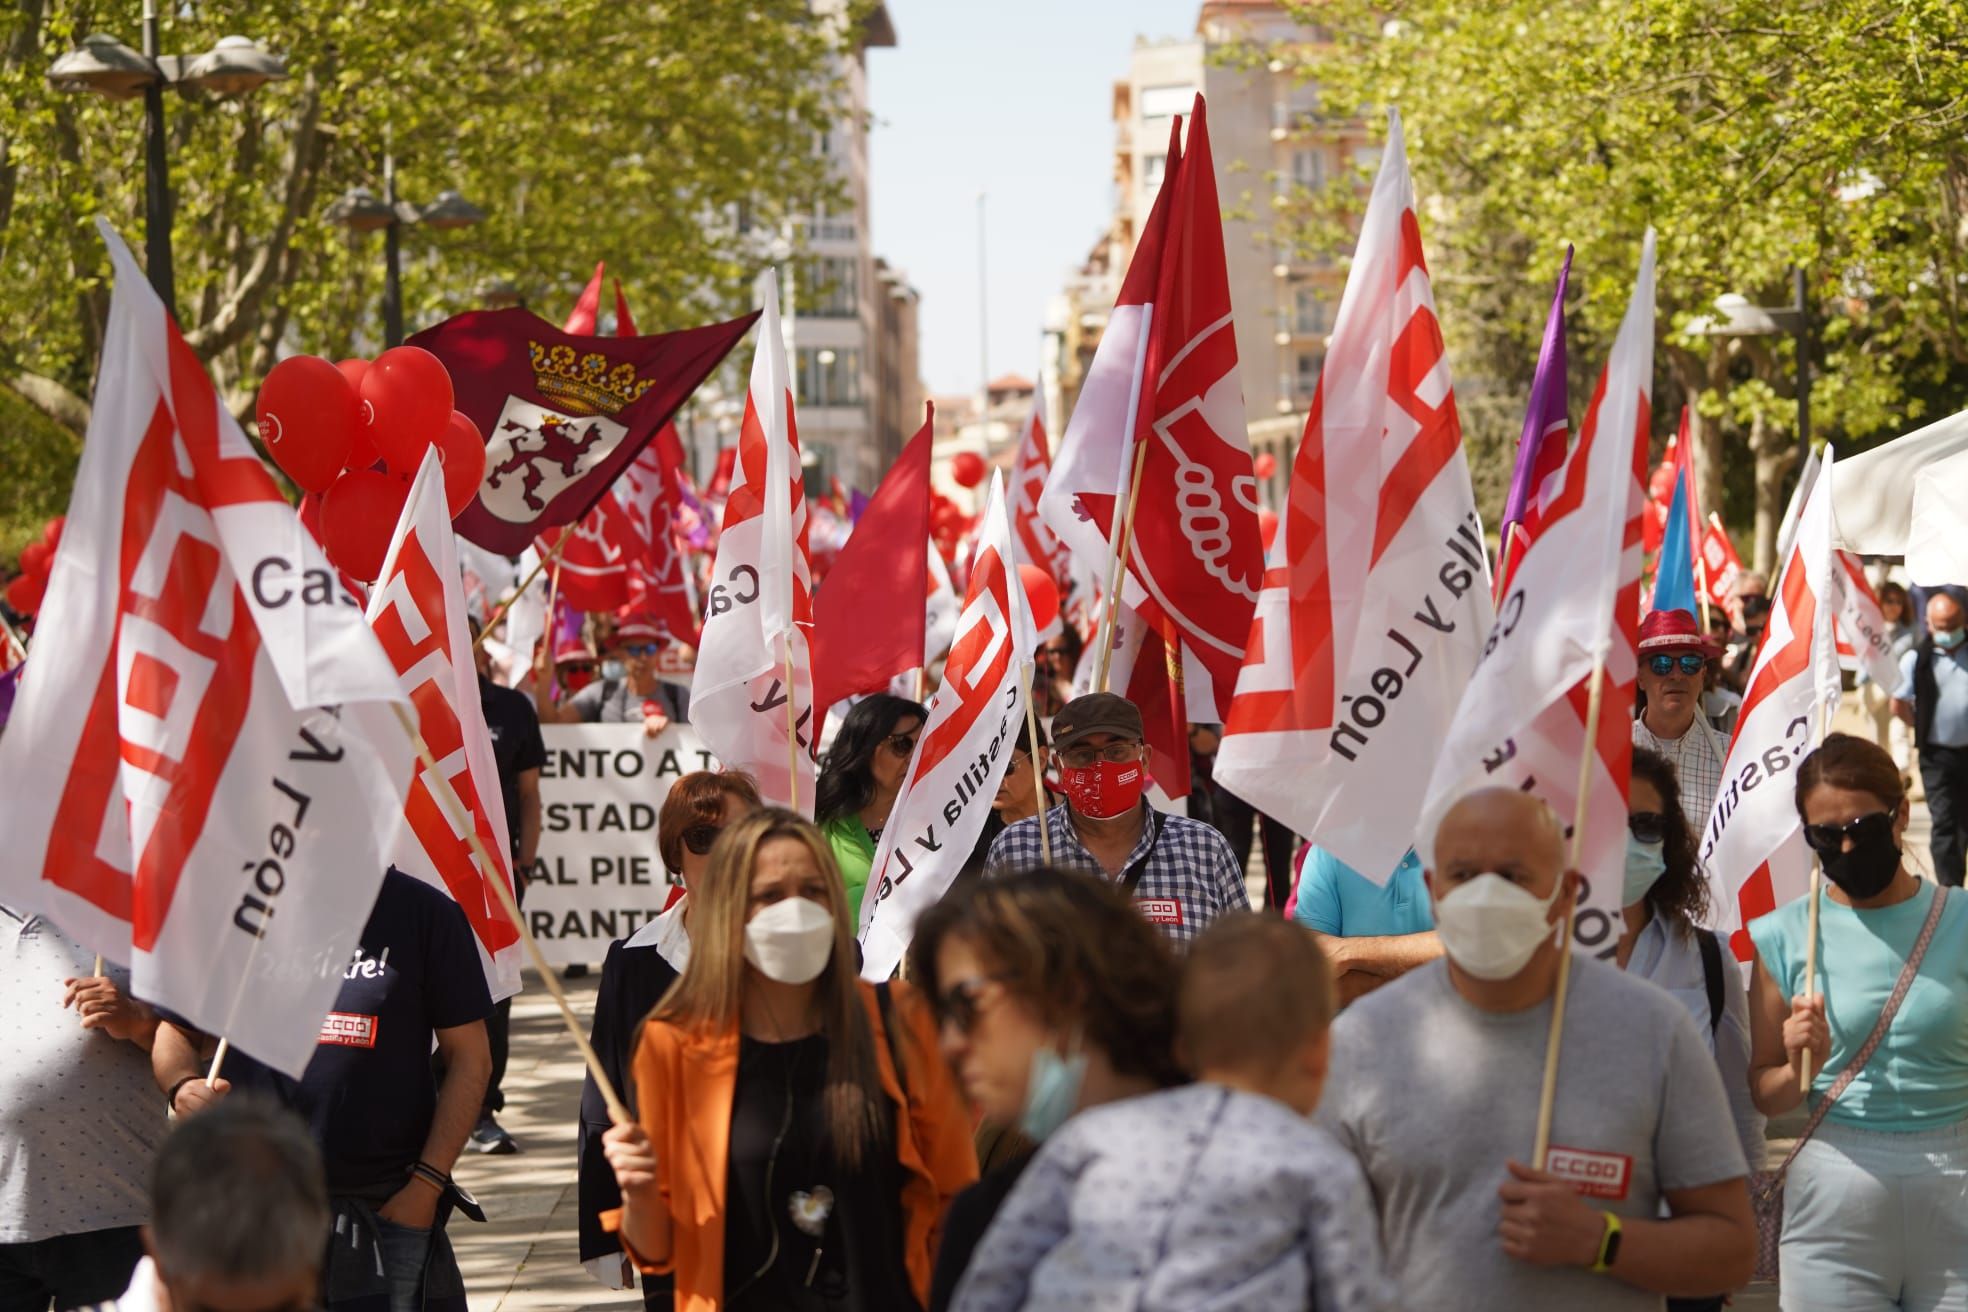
top-left (0, 664), bottom-right (18, 734)
top-left (1500, 247), bottom-right (1574, 547)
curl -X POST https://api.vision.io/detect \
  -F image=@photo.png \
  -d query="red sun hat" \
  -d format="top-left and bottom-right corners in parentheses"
top-left (553, 637), bottom-right (594, 666)
top-left (612, 612), bottom-right (663, 647)
top-left (1637, 608), bottom-right (1722, 658)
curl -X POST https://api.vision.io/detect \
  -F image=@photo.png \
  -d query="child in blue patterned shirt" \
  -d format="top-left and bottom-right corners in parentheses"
top-left (950, 912), bottom-right (1394, 1312)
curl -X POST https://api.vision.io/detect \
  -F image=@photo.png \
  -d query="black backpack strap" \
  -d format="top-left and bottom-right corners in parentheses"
top-left (1697, 929), bottom-right (1726, 1039)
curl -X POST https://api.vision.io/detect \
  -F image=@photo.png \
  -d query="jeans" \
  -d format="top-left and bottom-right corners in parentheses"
top-left (0, 1226), bottom-right (144, 1312)
top-left (374, 1219), bottom-right (432, 1312)
top-left (1919, 745), bottom-right (1968, 887)
top-left (1780, 1117), bottom-right (1968, 1311)
top-left (484, 995), bottom-right (512, 1114)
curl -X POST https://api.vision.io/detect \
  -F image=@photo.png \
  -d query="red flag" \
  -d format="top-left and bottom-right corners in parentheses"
top-left (1009, 391), bottom-right (1070, 591)
top-left (410, 306), bottom-right (754, 555)
top-left (810, 412), bottom-right (932, 713)
top-left (1700, 513), bottom-right (1744, 614)
top-left (1119, 95), bottom-right (1264, 718)
top-left (612, 279), bottom-right (638, 337)
top-left (564, 261), bottom-right (606, 334)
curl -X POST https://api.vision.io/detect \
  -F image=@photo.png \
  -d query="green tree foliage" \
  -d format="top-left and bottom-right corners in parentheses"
top-left (1245, 0), bottom-right (1968, 572)
top-left (0, 0), bottom-right (853, 446)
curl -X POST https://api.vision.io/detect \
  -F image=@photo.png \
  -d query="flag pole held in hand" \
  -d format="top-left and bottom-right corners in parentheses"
top-left (388, 702), bottom-right (632, 1124)
top-left (1532, 652), bottom-right (1608, 1169)
top-left (1021, 661), bottom-right (1051, 863)
top-left (471, 531), bottom-right (572, 655)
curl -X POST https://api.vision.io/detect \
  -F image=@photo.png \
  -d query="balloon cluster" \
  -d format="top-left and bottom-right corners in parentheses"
top-left (4, 516), bottom-right (63, 615)
top-left (255, 346), bottom-right (484, 581)
top-left (930, 490), bottom-right (975, 560)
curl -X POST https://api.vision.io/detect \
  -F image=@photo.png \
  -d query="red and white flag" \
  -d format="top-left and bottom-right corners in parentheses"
top-left (858, 474), bottom-right (1038, 978)
top-left (1214, 111), bottom-right (1492, 878)
top-left (1420, 233), bottom-right (1656, 939)
top-left (1009, 391), bottom-right (1070, 590)
top-left (368, 449), bottom-right (522, 1000)
top-left (1704, 449), bottom-right (1844, 951)
top-left (690, 273), bottom-right (818, 811)
top-left (1833, 551), bottom-right (1901, 690)
top-left (0, 223), bottom-right (412, 1077)
top-left (1038, 118), bottom-right (1183, 603)
top-left (1700, 513), bottom-right (1744, 617)
top-left (1114, 95), bottom-right (1264, 718)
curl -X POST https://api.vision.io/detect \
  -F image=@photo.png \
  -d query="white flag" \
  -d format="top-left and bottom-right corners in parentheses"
top-left (1214, 110), bottom-right (1492, 880)
top-left (1703, 447), bottom-right (1844, 946)
top-left (690, 273), bottom-right (818, 811)
top-left (1418, 232), bottom-right (1658, 950)
top-left (0, 222), bottom-right (412, 1077)
top-left (368, 449), bottom-right (523, 1001)
top-left (859, 474), bottom-right (1038, 979)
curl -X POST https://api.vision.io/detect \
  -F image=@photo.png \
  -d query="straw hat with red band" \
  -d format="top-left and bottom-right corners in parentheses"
top-left (1637, 608), bottom-right (1722, 658)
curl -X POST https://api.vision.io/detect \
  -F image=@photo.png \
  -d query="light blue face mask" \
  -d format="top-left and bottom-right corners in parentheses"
top-left (1018, 1040), bottom-right (1088, 1141)
top-left (1936, 627), bottom-right (1965, 651)
top-left (1623, 833), bottom-right (1667, 908)
top-left (600, 658), bottom-right (627, 681)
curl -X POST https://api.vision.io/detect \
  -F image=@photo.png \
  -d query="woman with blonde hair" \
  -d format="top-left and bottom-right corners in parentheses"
top-left (602, 808), bottom-right (977, 1311)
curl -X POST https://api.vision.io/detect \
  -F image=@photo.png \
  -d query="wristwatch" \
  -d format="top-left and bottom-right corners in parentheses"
top-left (1589, 1210), bottom-right (1623, 1274)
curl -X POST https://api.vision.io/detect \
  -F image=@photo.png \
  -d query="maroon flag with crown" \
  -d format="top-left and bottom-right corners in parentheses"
top-left (409, 307), bottom-right (756, 556)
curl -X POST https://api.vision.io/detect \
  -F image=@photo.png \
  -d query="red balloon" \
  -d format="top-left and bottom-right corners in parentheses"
top-left (1259, 508), bottom-right (1281, 553)
top-left (358, 346), bottom-right (453, 474)
top-left (336, 360), bottom-right (382, 470)
top-left (950, 450), bottom-right (988, 488)
top-left (1018, 564), bottom-right (1060, 633)
top-left (256, 356), bottom-right (358, 493)
top-left (6, 573), bottom-right (45, 615)
top-left (437, 411), bottom-right (485, 518)
top-left (319, 469), bottom-right (410, 582)
top-left (40, 516), bottom-right (63, 548)
top-left (18, 541), bottom-right (51, 579)
top-left (1254, 451), bottom-right (1278, 480)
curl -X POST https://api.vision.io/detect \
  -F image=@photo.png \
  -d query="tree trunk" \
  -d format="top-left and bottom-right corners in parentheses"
top-left (1750, 410), bottom-right (1800, 576)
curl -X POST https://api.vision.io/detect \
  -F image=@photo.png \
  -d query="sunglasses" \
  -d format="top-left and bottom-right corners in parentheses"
top-left (1803, 810), bottom-right (1895, 857)
top-left (680, 823), bottom-right (724, 857)
top-left (884, 732), bottom-right (918, 756)
top-left (1628, 810), bottom-right (1667, 845)
top-left (620, 643), bottom-right (659, 658)
top-left (1645, 653), bottom-right (1707, 677)
top-left (935, 975), bottom-right (1008, 1035)
top-left (1059, 741), bottom-right (1141, 769)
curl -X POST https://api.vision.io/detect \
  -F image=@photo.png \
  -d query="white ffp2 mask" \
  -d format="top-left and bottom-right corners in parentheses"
top-left (743, 897), bottom-right (836, 984)
top-left (1431, 873), bottom-right (1563, 981)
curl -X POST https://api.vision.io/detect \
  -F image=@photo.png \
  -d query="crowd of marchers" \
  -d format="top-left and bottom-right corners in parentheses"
top-left (7, 583), bottom-right (1968, 1312)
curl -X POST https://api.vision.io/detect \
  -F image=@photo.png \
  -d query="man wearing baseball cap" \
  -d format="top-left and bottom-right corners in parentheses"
top-left (1632, 609), bottom-right (1730, 831)
top-left (543, 609), bottom-right (688, 738)
top-left (985, 692), bottom-right (1249, 946)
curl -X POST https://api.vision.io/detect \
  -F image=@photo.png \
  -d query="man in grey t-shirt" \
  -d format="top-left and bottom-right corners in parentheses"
top-left (1319, 789), bottom-right (1754, 1311)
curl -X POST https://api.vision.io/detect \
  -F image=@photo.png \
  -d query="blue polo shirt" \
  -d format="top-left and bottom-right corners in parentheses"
top-left (1293, 846), bottom-right (1433, 937)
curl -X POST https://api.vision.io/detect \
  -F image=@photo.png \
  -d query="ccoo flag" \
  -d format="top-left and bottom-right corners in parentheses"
top-left (1214, 110), bottom-right (1492, 879)
top-left (690, 272), bottom-right (818, 811)
top-left (858, 473), bottom-right (1038, 979)
top-left (1420, 233), bottom-right (1658, 944)
top-left (0, 223), bottom-right (413, 1077)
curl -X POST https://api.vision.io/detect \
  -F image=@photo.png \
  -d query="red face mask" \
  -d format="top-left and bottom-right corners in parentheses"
top-left (1061, 758), bottom-right (1146, 819)
top-left (561, 666), bottom-right (597, 694)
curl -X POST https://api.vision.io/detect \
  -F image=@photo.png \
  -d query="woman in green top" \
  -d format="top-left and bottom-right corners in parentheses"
top-left (1745, 733), bottom-right (1968, 1311)
top-left (815, 694), bottom-right (927, 926)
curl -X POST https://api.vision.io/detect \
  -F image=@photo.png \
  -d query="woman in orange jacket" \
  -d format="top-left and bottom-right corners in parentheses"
top-left (602, 807), bottom-right (978, 1311)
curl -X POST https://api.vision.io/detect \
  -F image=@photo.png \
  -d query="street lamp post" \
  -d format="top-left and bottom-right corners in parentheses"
top-left (47, 4), bottom-right (286, 317)
top-left (1696, 267), bottom-right (1813, 481)
top-left (327, 156), bottom-right (485, 347)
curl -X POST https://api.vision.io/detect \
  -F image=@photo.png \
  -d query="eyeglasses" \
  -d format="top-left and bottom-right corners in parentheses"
top-left (1645, 653), bottom-right (1707, 677)
top-left (1803, 810), bottom-right (1895, 856)
top-left (1628, 811), bottom-right (1667, 845)
top-left (1059, 741), bottom-right (1141, 769)
top-left (883, 732), bottom-right (918, 757)
top-left (680, 823), bottom-right (725, 856)
top-left (935, 975), bottom-right (1008, 1035)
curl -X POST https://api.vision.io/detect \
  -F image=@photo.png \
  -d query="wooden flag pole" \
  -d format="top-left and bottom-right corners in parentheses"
top-left (784, 642), bottom-right (802, 814)
top-left (1531, 652), bottom-right (1609, 1169)
top-left (92, 954), bottom-right (103, 977)
top-left (1092, 439), bottom-right (1150, 694)
top-left (1021, 662), bottom-right (1052, 863)
top-left (0, 611), bottom-right (28, 663)
top-left (1492, 528), bottom-right (1518, 606)
top-left (388, 702), bottom-right (633, 1124)
top-left (1800, 702), bottom-right (1831, 1091)
top-left (206, 1038), bottom-right (230, 1086)
top-left (470, 532), bottom-right (573, 655)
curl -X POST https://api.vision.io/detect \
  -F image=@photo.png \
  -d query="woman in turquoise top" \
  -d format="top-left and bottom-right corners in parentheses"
top-left (1745, 733), bottom-right (1968, 1312)
top-left (814, 694), bottom-right (926, 927)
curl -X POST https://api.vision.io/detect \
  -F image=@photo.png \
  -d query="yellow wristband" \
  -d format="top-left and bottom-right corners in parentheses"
top-left (1589, 1210), bottom-right (1623, 1274)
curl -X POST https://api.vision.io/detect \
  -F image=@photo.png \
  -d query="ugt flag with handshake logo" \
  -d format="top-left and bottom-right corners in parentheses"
top-left (0, 223), bottom-right (413, 1078)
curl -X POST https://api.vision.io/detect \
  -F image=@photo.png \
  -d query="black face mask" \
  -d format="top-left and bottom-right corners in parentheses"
top-left (1821, 825), bottom-right (1901, 899)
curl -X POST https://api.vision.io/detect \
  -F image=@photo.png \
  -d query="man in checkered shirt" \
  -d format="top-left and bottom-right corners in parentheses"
top-left (1631, 609), bottom-right (1731, 834)
top-left (986, 693), bottom-right (1248, 946)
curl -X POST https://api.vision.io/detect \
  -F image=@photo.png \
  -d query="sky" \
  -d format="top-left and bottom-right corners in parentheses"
top-left (865, 0), bottom-right (1202, 397)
